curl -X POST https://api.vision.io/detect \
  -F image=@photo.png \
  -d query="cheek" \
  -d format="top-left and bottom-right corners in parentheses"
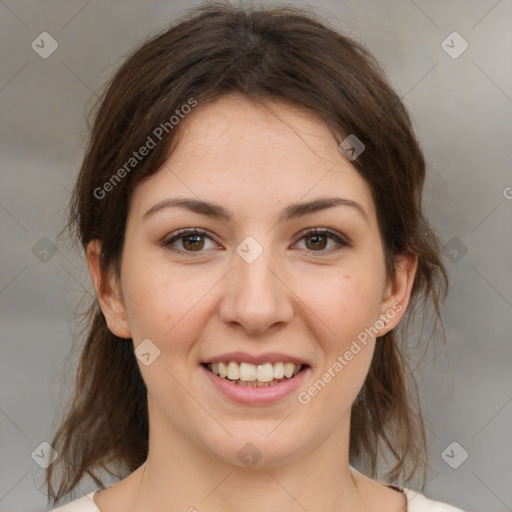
top-left (121, 258), bottom-right (215, 348)
top-left (300, 272), bottom-right (379, 412)
top-left (307, 267), bottom-right (384, 341)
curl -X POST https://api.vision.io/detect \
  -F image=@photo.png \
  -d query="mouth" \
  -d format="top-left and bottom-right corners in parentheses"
top-left (201, 361), bottom-right (309, 387)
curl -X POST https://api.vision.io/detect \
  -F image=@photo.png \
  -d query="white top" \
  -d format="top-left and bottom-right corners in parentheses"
top-left (51, 486), bottom-right (467, 511)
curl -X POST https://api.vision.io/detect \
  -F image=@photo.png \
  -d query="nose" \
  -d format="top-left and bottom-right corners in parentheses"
top-left (218, 242), bottom-right (294, 335)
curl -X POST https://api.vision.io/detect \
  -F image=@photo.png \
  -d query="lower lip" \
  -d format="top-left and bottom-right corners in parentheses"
top-left (201, 364), bottom-right (310, 405)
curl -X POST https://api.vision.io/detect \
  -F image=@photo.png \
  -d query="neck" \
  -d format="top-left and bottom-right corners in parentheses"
top-left (124, 410), bottom-right (370, 512)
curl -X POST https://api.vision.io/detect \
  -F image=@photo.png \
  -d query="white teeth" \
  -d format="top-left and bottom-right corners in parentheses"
top-left (284, 362), bottom-right (296, 378)
top-left (239, 362), bottom-right (257, 381)
top-left (218, 361), bottom-right (228, 378)
top-left (273, 361), bottom-right (285, 379)
top-left (207, 360), bottom-right (303, 384)
top-left (257, 362), bottom-right (274, 382)
top-left (227, 361), bottom-right (239, 380)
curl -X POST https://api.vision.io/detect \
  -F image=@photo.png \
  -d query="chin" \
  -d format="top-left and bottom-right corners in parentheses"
top-left (198, 423), bottom-right (314, 470)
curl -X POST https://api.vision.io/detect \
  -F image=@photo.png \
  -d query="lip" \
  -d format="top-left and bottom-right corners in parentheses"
top-left (201, 363), bottom-right (311, 405)
top-left (202, 351), bottom-right (311, 366)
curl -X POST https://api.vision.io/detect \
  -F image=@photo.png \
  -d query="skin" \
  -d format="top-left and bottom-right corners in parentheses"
top-left (87, 94), bottom-right (417, 512)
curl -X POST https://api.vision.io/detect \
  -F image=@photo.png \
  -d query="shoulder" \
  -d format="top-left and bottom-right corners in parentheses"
top-left (348, 466), bottom-right (466, 512)
top-left (50, 491), bottom-right (101, 511)
top-left (400, 487), bottom-right (467, 512)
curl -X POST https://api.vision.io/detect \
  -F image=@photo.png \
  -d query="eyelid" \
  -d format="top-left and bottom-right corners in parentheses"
top-left (295, 227), bottom-right (351, 247)
top-left (161, 228), bottom-right (217, 255)
top-left (162, 227), bottom-right (351, 256)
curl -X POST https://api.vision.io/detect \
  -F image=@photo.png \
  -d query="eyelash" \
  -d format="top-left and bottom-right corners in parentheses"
top-left (162, 228), bottom-right (351, 257)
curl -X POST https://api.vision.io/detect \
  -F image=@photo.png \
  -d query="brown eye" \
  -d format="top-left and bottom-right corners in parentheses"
top-left (163, 228), bottom-right (216, 256)
top-left (181, 233), bottom-right (205, 251)
top-left (295, 228), bottom-right (350, 253)
top-left (305, 233), bottom-right (328, 250)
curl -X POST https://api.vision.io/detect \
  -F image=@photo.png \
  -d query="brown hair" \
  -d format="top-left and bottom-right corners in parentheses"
top-left (46, 2), bottom-right (448, 506)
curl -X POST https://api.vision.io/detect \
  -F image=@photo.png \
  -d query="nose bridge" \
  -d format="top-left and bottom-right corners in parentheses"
top-left (219, 235), bottom-right (293, 333)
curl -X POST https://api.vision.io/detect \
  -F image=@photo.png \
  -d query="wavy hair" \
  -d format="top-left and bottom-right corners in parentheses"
top-left (46, 2), bottom-right (448, 506)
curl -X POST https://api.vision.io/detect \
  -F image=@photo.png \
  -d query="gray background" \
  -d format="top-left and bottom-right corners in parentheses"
top-left (1, 1), bottom-right (511, 511)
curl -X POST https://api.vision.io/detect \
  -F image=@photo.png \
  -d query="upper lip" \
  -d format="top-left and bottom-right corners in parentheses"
top-left (202, 352), bottom-right (311, 367)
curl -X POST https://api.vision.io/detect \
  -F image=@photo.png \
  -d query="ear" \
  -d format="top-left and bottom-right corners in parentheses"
top-left (378, 253), bottom-right (418, 335)
top-left (86, 240), bottom-right (132, 339)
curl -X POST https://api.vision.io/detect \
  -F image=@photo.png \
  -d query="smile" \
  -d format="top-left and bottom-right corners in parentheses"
top-left (204, 361), bottom-right (304, 387)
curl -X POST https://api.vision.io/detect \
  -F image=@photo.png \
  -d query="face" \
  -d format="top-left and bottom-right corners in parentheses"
top-left (88, 94), bottom-right (416, 468)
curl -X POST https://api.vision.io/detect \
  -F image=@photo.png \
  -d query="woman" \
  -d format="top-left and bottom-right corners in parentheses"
top-left (47, 3), bottom-right (465, 511)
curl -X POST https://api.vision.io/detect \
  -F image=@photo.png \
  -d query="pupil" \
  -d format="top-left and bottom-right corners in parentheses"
top-left (184, 235), bottom-right (203, 250)
top-left (307, 234), bottom-right (326, 250)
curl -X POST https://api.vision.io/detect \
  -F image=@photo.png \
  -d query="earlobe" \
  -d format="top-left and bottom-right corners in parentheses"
top-left (378, 253), bottom-right (418, 335)
top-left (86, 240), bottom-right (132, 339)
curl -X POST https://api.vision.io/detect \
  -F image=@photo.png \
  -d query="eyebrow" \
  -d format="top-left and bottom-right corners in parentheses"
top-left (142, 196), bottom-right (369, 224)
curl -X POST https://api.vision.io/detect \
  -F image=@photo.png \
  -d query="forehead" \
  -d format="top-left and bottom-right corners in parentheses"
top-left (129, 95), bottom-right (377, 225)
